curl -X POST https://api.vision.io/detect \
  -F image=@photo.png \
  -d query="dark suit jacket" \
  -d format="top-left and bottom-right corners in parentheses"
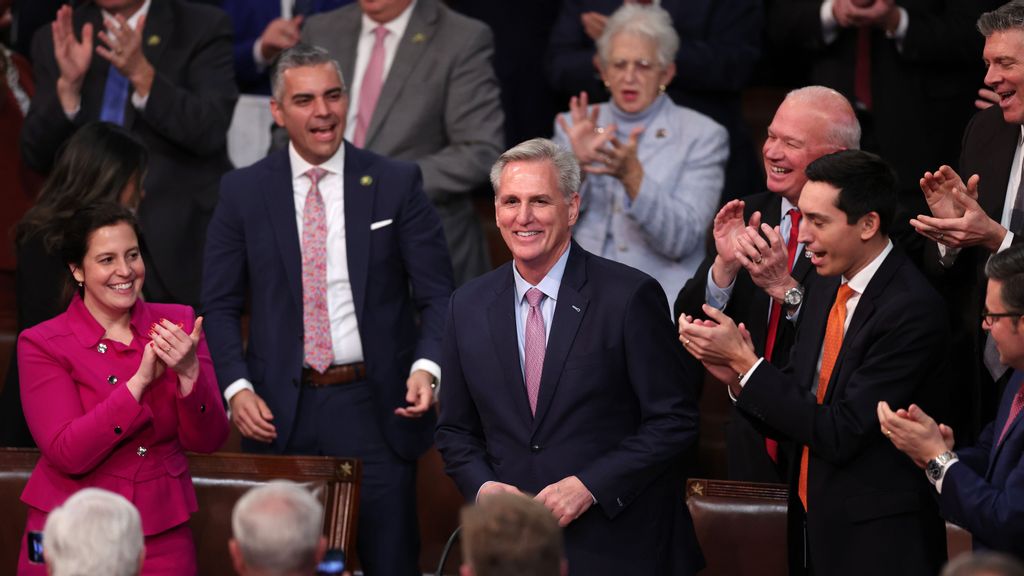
top-left (923, 105), bottom-right (1021, 438)
top-left (675, 191), bottom-right (819, 482)
top-left (737, 247), bottom-right (949, 575)
top-left (220, 0), bottom-right (352, 94)
top-left (303, 0), bottom-right (504, 285)
top-left (767, 0), bottom-right (997, 193)
top-left (940, 371), bottom-right (1024, 560)
top-left (202, 143), bottom-right (453, 460)
top-left (436, 242), bottom-right (703, 575)
top-left (21, 0), bottom-right (238, 307)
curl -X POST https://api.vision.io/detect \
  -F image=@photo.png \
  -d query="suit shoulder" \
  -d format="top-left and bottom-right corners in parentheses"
top-left (964, 105), bottom-right (1015, 145)
top-left (585, 250), bottom-right (661, 292)
top-left (350, 146), bottom-right (420, 176)
top-left (668, 100), bottom-right (727, 137)
top-left (452, 263), bottom-right (509, 304)
top-left (20, 312), bottom-right (73, 344)
top-left (167, 0), bottom-right (233, 34)
top-left (305, 3), bottom-right (360, 33)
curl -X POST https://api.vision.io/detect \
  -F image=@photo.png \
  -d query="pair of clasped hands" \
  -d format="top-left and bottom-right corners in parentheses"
top-left (126, 317), bottom-right (204, 403)
top-left (51, 4), bottom-right (155, 113)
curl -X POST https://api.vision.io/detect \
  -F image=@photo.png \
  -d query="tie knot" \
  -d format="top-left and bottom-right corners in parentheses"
top-left (836, 283), bottom-right (856, 306)
top-left (306, 167), bottom-right (327, 186)
top-left (373, 26), bottom-right (389, 42)
top-left (789, 208), bottom-right (801, 224)
top-left (525, 287), bottom-right (544, 308)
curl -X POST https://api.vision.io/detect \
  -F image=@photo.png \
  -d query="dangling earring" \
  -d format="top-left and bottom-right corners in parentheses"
top-left (78, 281), bottom-right (83, 287)
top-left (603, 80), bottom-right (611, 89)
top-left (658, 84), bottom-right (666, 94)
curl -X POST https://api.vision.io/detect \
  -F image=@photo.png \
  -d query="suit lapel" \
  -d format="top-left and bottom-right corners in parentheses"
top-left (979, 116), bottom-right (1019, 221)
top-left (532, 244), bottom-right (589, 431)
top-left (804, 276), bottom-right (839, 395)
top-left (343, 143), bottom-right (372, 323)
top-left (365, 0), bottom-right (437, 146)
top-left (820, 250), bottom-right (903, 403)
top-left (487, 266), bottom-right (533, 431)
top-left (124, 0), bottom-right (171, 128)
top-left (989, 371), bottom-right (1024, 475)
top-left (264, 151), bottom-right (304, 310)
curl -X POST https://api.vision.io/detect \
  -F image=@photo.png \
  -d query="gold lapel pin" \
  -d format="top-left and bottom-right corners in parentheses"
top-left (360, 175), bottom-right (373, 186)
top-left (411, 32), bottom-right (426, 43)
top-left (147, 35), bottom-right (160, 47)
top-left (655, 128), bottom-right (667, 138)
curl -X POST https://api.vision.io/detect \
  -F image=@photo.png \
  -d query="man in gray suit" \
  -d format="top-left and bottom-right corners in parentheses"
top-left (303, 0), bottom-right (505, 285)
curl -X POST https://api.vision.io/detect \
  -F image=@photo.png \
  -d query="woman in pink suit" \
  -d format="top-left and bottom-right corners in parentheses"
top-left (16, 203), bottom-right (229, 575)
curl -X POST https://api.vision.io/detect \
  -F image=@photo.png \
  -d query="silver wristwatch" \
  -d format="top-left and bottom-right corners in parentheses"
top-left (926, 451), bottom-right (957, 483)
top-left (782, 285), bottom-right (804, 310)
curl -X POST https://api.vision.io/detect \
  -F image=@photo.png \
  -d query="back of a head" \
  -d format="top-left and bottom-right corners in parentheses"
top-left (43, 488), bottom-right (144, 576)
top-left (231, 481), bottom-right (324, 575)
top-left (461, 493), bottom-right (564, 576)
top-left (942, 552), bottom-right (1024, 576)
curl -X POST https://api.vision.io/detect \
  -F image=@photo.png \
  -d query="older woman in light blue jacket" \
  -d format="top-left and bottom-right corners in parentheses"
top-left (554, 3), bottom-right (728, 307)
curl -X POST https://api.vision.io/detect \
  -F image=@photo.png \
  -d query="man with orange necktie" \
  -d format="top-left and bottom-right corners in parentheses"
top-left (675, 86), bottom-right (860, 483)
top-left (880, 243), bottom-right (1024, 563)
top-left (680, 150), bottom-right (949, 575)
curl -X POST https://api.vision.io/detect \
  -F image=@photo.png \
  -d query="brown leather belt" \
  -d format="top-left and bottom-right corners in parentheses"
top-left (302, 362), bottom-right (367, 388)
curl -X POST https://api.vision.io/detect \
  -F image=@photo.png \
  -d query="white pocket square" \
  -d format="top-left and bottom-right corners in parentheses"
top-left (370, 219), bottom-right (393, 231)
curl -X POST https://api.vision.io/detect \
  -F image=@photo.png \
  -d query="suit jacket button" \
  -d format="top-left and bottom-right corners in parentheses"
top-left (96, 343), bottom-right (107, 354)
top-left (199, 403), bottom-right (206, 413)
top-left (617, 497), bottom-right (624, 507)
top-left (113, 426), bottom-right (122, 435)
top-left (530, 444), bottom-right (541, 453)
top-left (107, 375), bottom-right (118, 385)
top-left (136, 446), bottom-right (147, 457)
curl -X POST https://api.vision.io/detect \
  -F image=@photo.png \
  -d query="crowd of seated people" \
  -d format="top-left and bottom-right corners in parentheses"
top-left (4, 0), bottom-right (1024, 574)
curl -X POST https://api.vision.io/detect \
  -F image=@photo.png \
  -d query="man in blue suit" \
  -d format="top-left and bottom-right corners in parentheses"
top-left (881, 243), bottom-right (1024, 562)
top-left (202, 44), bottom-right (453, 575)
top-left (435, 138), bottom-right (703, 575)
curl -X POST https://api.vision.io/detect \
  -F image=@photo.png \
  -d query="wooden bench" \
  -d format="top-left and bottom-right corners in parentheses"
top-left (685, 478), bottom-right (973, 575)
top-left (0, 448), bottom-right (360, 575)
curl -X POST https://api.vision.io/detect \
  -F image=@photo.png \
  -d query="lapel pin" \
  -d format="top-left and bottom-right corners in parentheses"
top-left (360, 175), bottom-right (373, 186)
top-left (411, 32), bottom-right (426, 43)
top-left (655, 128), bottom-right (667, 138)
top-left (147, 35), bottom-right (160, 47)
top-left (571, 305), bottom-right (581, 313)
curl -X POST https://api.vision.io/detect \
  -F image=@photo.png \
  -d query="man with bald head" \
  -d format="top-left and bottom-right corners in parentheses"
top-left (675, 85), bottom-right (860, 482)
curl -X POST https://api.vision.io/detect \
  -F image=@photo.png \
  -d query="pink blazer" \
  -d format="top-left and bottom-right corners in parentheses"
top-left (17, 295), bottom-right (229, 535)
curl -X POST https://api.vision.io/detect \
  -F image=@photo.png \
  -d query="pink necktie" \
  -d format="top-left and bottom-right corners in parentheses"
top-left (302, 167), bottom-right (333, 373)
top-left (998, 373), bottom-right (1024, 445)
top-left (524, 288), bottom-right (546, 416)
top-left (353, 26), bottom-right (389, 148)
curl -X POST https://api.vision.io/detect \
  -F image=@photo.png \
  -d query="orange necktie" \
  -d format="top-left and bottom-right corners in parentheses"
top-left (798, 283), bottom-right (855, 511)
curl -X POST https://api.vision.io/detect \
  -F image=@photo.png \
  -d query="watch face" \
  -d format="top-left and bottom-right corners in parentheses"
top-left (784, 288), bottom-right (802, 307)
top-left (926, 460), bottom-right (942, 481)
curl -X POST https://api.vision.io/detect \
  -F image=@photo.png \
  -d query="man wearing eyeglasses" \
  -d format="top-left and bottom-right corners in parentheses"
top-left (879, 243), bottom-right (1024, 562)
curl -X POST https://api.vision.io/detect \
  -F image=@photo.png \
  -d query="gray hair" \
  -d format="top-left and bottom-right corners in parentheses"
top-left (231, 481), bottom-right (324, 575)
top-left (978, 1), bottom-right (1024, 36)
top-left (596, 4), bottom-right (679, 69)
top-left (490, 138), bottom-right (581, 202)
top-left (271, 44), bottom-right (346, 102)
top-left (43, 488), bottom-right (144, 576)
top-left (942, 551), bottom-right (1024, 576)
top-left (783, 86), bottom-right (862, 150)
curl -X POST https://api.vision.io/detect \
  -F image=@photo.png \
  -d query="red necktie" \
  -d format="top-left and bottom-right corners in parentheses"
top-left (353, 26), bottom-right (389, 148)
top-left (524, 288), bottom-right (546, 416)
top-left (854, 27), bottom-right (872, 110)
top-left (764, 209), bottom-right (801, 462)
top-left (302, 167), bottom-right (333, 373)
top-left (998, 373), bottom-right (1024, 445)
top-left (799, 284), bottom-right (855, 511)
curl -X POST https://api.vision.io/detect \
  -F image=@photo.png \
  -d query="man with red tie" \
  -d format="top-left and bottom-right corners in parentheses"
top-left (680, 150), bottom-right (950, 575)
top-left (880, 243), bottom-right (1024, 562)
top-left (674, 85), bottom-right (860, 482)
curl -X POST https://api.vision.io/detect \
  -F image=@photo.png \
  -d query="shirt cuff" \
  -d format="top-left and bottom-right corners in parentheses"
top-left (63, 103), bottom-right (81, 120)
top-left (223, 378), bottom-right (254, 404)
top-left (886, 6), bottom-right (909, 42)
top-left (999, 230), bottom-right (1015, 253)
top-left (253, 38), bottom-right (269, 70)
top-left (820, 0), bottom-right (839, 45)
top-left (937, 243), bottom-right (961, 267)
top-left (705, 268), bottom-right (735, 310)
top-left (411, 358), bottom-right (441, 401)
top-left (131, 90), bottom-right (148, 111)
top-left (739, 357), bottom-right (765, 388)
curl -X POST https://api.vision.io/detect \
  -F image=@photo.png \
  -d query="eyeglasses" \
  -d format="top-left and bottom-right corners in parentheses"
top-left (981, 309), bottom-right (1023, 327)
top-left (608, 58), bottom-right (658, 76)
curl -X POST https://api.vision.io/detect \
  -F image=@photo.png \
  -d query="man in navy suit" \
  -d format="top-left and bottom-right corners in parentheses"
top-left (435, 138), bottom-right (703, 575)
top-left (880, 243), bottom-right (1024, 562)
top-left (681, 150), bottom-right (949, 575)
top-left (202, 44), bottom-right (453, 575)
